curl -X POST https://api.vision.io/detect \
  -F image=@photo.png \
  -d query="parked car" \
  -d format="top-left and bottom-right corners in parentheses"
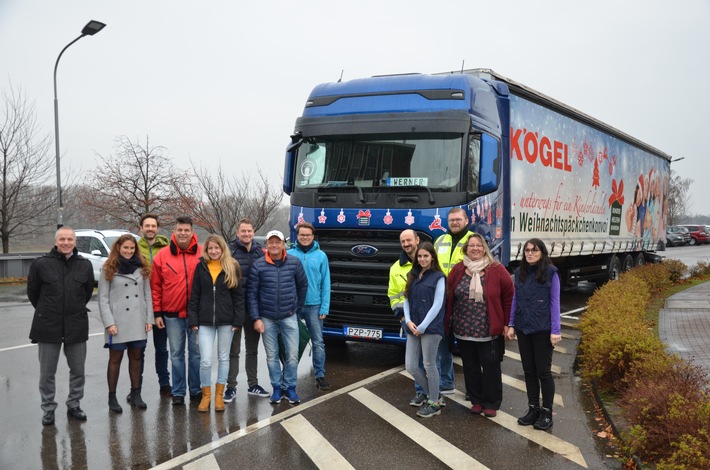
top-left (75, 229), bottom-right (140, 282)
top-left (678, 225), bottom-right (710, 246)
top-left (666, 226), bottom-right (691, 247)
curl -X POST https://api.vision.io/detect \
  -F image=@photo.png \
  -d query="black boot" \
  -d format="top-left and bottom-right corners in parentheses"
top-left (130, 388), bottom-right (147, 409)
top-left (108, 393), bottom-right (123, 414)
top-left (517, 404), bottom-right (540, 426)
top-left (533, 406), bottom-right (553, 430)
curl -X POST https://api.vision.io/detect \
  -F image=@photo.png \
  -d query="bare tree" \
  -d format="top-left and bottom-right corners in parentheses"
top-left (666, 169), bottom-right (693, 225)
top-left (185, 162), bottom-right (283, 240)
top-left (81, 136), bottom-right (191, 228)
top-left (0, 85), bottom-right (55, 253)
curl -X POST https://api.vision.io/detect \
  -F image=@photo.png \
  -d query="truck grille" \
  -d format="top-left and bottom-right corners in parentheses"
top-left (317, 229), bottom-right (431, 334)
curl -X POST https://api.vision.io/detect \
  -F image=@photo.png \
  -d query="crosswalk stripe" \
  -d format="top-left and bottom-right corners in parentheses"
top-left (350, 388), bottom-right (489, 470)
top-left (446, 393), bottom-right (588, 468)
top-left (281, 415), bottom-right (355, 470)
top-left (151, 365), bottom-right (405, 470)
top-left (182, 454), bottom-right (220, 470)
top-left (400, 368), bottom-right (565, 408)
top-left (504, 350), bottom-right (562, 374)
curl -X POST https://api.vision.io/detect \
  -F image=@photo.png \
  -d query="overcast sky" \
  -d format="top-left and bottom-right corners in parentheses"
top-left (1, 1), bottom-right (708, 215)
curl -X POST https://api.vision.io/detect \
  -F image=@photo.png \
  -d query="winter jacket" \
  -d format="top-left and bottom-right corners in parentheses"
top-left (434, 230), bottom-right (474, 275)
top-left (28, 247), bottom-right (94, 344)
top-left (511, 265), bottom-right (561, 335)
top-left (247, 250), bottom-right (308, 322)
top-left (388, 251), bottom-right (413, 319)
top-left (98, 268), bottom-right (154, 345)
top-left (138, 235), bottom-right (170, 268)
top-left (444, 261), bottom-right (514, 337)
top-left (150, 233), bottom-right (202, 319)
top-left (403, 267), bottom-right (446, 337)
top-left (187, 260), bottom-right (245, 328)
top-left (228, 238), bottom-right (264, 289)
top-left (287, 241), bottom-right (331, 315)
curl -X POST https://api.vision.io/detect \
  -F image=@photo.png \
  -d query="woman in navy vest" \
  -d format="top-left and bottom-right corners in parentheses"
top-left (506, 238), bottom-right (561, 431)
top-left (445, 233), bottom-right (514, 418)
top-left (403, 242), bottom-right (446, 418)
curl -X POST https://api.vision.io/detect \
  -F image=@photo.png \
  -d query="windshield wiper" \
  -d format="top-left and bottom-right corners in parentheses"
top-left (384, 185), bottom-right (435, 204)
top-left (347, 182), bottom-right (366, 203)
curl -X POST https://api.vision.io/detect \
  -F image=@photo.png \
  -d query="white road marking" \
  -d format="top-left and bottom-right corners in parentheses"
top-left (182, 454), bottom-right (220, 470)
top-left (350, 387), bottom-right (488, 470)
top-left (281, 414), bottom-right (355, 470)
top-left (151, 365), bottom-right (405, 470)
top-left (446, 392), bottom-right (588, 468)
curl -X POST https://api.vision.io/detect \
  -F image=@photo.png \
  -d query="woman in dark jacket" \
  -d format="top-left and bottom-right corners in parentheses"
top-left (188, 235), bottom-right (245, 412)
top-left (403, 242), bottom-right (446, 419)
top-left (445, 233), bottom-right (514, 418)
top-left (505, 238), bottom-right (560, 431)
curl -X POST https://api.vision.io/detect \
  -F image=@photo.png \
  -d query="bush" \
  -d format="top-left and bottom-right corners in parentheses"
top-left (688, 260), bottom-right (710, 279)
top-left (625, 263), bottom-right (672, 293)
top-left (662, 259), bottom-right (688, 283)
top-left (620, 360), bottom-right (710, 463)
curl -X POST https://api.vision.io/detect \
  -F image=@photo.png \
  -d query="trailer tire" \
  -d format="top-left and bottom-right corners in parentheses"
top-left (635, 252), bottom-right (646, 267)
top-left (622, 254), bottom-right (634, 272)
top-left (608, 255), bottom-right (621, 281)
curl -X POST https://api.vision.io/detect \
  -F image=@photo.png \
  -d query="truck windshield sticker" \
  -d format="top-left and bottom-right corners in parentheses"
top-left (386, 177), bottom-right (429, 186)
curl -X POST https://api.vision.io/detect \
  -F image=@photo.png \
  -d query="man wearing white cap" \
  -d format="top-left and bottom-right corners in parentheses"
top-left (247, 230), bottom-right (308, 405)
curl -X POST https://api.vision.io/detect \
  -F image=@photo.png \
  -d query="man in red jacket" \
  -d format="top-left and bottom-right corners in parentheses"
top-left (151, 216), bottom-right (202, 406)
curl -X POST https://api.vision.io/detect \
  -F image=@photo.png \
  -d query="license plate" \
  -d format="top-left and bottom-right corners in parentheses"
top-left (344, 326), bottom-right (383, 340)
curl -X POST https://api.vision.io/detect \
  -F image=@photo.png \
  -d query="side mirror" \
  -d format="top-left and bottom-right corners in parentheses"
top-left (479, 134), bottom-right (500, 193)
top-left (283, 134), bottom-right (304, 195)
top-left (90, 250), bottom-right (103, 257)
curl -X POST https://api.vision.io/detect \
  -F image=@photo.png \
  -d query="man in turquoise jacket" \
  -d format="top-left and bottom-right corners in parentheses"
top-left (287, 222), bottom-right (331, 390)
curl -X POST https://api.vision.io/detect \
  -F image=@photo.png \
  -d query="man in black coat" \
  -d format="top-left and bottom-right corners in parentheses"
top-left (28, 227), bottom-right (95, 425)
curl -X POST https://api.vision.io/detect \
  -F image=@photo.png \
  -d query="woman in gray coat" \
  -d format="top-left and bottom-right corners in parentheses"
top-left (99, 234), bottom-right (154, 413)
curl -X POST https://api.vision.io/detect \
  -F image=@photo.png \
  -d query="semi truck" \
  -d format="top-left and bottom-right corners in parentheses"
top-left (282, 69), bottom-right (672, 344)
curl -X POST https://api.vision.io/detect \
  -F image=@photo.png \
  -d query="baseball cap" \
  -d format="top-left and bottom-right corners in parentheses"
top-left (266, 230), bottom-right (285, 241)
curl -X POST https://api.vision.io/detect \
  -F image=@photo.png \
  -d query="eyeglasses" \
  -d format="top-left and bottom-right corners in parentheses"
top-left (524, 248), bottom-right (540, 254)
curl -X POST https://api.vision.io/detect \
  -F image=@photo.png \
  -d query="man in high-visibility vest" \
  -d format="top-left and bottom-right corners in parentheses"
top-left (433, 207), bottom-right (474, 396)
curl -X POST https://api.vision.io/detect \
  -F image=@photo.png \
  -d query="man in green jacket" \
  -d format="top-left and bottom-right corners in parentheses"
top-left (137, 213), bottom-right (171, 398)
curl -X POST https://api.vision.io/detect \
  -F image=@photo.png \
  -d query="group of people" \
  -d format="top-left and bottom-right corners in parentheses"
top-left (28, 207), bottom-right (560, 431)
top-left (28, 215), bottom-right (331, 425)
top-left (389, 208), bottom-right (561, 430)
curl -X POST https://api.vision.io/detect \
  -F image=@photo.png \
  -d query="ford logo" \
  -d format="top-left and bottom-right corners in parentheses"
top-left (351, 244), bottom-right (378, 257)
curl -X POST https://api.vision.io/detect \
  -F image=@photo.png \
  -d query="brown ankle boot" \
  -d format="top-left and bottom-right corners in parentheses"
top-left (198, 386), bottom-right (211, 413)
top-left (215, 383), bottom-right (226, 412)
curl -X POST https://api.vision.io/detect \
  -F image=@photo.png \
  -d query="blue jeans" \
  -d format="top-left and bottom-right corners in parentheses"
top-left (299, 304), bottom-right (325, 379)
top-left (197, 325), bottom-right (234, 386)
top-left (153, 325), bottom-right (170, 387)
top-left (414, 336), bottom-right (454, 394)
top-left (261, 315), bottom-right (299, 390)
top-left (405, 333), bottom-right (442, 402)
top-left (164, 317), bottom-right (201, 397)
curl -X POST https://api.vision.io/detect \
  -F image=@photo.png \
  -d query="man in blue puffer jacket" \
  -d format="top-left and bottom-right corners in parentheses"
top-left (288, 222), bottom-right (331, 391)
top-left (248, 230), bottom-right (308, 405)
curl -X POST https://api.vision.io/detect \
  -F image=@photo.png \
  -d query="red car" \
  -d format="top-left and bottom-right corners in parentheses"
top-left (678, 225), bottom-right (710, 245)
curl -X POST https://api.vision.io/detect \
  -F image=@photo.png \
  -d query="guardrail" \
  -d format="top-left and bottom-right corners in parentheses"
top-left (0, 253), bottom-right (42, 278)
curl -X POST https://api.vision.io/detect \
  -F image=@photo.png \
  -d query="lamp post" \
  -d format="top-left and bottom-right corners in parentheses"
top-left (53, 20), bottom-right (106, 229)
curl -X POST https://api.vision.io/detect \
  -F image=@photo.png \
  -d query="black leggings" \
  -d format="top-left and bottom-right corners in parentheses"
top-left (107, 347), bottom-right (144, 393)
top-left (516, 331), bottom-right (555, 409)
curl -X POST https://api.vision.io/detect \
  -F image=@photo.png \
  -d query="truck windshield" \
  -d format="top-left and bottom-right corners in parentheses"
top-left (293, 133), bottom-right (463, 191)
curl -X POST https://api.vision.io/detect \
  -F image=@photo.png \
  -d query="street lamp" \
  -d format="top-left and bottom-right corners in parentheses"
top-left (53, 20), bottom-right (106, 229)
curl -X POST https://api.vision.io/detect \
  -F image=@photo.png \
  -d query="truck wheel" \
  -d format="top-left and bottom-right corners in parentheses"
top-left (635, 253), bottom-right (645, 267)
top-left (622, 254), bottom-right (634, 272)
top-left (608, 255), bottom-right (621, 281)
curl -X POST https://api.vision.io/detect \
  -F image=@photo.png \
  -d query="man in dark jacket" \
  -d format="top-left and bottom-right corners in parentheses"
top-left (28, 227), bottom-right (95, 425)
top-left (248, 230), bottom-right (308, 405)
top-left (223, 218), bottom-right (269, 403)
